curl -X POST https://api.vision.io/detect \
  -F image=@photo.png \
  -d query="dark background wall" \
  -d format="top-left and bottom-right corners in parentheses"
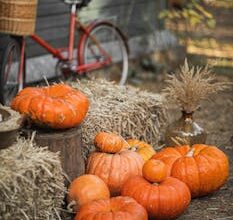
top-left (26, 0), bottom-right (165, 57)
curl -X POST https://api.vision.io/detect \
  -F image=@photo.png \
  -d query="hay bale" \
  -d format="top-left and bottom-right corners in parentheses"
top-left (0, 138), bottom-right (65, 220)
top-left (70, 80), bottom-right (167, 159)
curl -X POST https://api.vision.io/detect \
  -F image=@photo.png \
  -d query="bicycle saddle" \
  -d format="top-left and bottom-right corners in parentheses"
top-left (64, 0), bottom-right (91, 7)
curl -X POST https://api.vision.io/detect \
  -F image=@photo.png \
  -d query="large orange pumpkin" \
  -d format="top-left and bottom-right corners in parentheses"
top-left (152, 144), bottom-right (229, 197)
top-left (11, 84), bottom-right (89, 129)
top-left (126, 139), bottom-right (156, 161)
top-left (86, 150), bottom-right (144, 195)
top-left (67, 174), bottom-right (110, 212)
top-left (94, 132), bottom-right (127, 153)
top-left (75, 196), bottom-right (148, 220)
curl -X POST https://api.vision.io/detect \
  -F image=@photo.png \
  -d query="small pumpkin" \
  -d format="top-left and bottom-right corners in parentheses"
top-left (126, 139), bottom-right (156, 161)
top-left (67, 174), bottom-right (110, 211)
top-left (75, 196), bottom-right (148, 220)
top-left (86, 150), bottom-right (144, 195)
top-left (122, 160), bottom-right (191, 220)
top-left (11, 84), bottom-right (89, 129)
top-left (142, 159), bottom-right (167, 183)
top-left (94, 132), bottom-right (127, 153)
top-left (152, 144), bottom-right (229, 197)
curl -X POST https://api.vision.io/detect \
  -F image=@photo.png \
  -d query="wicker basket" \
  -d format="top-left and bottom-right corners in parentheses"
top-left (0, 0), bottom-right (38, 36)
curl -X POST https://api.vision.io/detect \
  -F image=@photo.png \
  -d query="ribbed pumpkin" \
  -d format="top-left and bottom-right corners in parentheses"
top-left (126, 139), bottom-right (156, 161)
top-left (122, 160), bottom-right (191, 220)
top-left (67, 174), bottom-right (110, 212)
top-left (94, 132), bottom-right (127, 153)
top-left (152, 144), bottom-right (229, 198)
top-left (75, 196), bottom-right (148, 220)
top-left (11, 84), bottom-right (89, 129)
top-left (86, 150), bottom-right (144, 195)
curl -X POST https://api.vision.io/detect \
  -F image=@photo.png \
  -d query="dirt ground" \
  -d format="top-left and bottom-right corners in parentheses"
top-left (128, 66), bottom-right (233, 220)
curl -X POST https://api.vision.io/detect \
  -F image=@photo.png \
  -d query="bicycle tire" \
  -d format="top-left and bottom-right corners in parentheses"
top-left (78, 21), bottom-right (129, 85)
top-left (0, 36), bottom-right (23, 105)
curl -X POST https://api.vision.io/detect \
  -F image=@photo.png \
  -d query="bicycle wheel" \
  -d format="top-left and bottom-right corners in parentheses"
top-left (79, 22), bottom-right (129, 85)
top-left (0, 36), bottom-right (23, 105)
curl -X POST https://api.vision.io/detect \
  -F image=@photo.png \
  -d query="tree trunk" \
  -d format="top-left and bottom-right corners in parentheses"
top-left (22, 126), bottom-right (85, 186)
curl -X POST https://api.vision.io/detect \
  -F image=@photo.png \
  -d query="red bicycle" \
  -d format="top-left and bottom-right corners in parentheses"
top-left (0, 0), bottom-right (129, 105)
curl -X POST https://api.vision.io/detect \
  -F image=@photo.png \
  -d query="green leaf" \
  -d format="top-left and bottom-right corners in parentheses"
top-left (158, 10), bottom-right (169, 19)
top-left (206, 19), bottom-right (216, 28)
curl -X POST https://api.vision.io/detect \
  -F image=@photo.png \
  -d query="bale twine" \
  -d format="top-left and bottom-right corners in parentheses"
top-left (70, 80), bottom-right (168, 159)
top-left (0, 138), bottom-right (65, 220)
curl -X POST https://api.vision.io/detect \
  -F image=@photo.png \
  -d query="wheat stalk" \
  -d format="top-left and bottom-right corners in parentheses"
top-left (162, 59), bottom-right (231, 113)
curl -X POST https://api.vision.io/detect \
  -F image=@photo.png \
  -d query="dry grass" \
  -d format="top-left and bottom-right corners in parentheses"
top-left (162, 59), bottom-right (230, 113)
top-left (0, 137), bottom-right (65, 220)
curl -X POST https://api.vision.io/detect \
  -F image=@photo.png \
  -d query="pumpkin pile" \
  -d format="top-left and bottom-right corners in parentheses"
top-left (67, 131), bottom-right (229, 220)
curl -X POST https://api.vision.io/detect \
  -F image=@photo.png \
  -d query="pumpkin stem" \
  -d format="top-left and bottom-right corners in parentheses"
top-left (152, 182), bottom-right (159, 186)
top-left (43, 75), bottom-right (50, 86)
top-left (186, 148), bottom-right (195, 157)
top-left (129, 146), bottom-right (138, 152)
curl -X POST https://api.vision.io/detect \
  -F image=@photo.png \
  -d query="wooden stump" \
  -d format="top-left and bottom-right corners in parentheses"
top-left (22, 126), bottom-right (85, 185)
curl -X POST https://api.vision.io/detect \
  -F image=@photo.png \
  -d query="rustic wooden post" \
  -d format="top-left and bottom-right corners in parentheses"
top-left (22, 126), bottom-right (85, 185)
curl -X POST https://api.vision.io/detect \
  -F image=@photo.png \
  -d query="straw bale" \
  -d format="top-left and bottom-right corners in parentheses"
top-left (70, 80), bottom-right (168, 159)
top-left (0, 138), bottom-right (65, 220)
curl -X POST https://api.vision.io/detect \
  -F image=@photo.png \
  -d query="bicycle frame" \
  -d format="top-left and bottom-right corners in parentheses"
top-left (19, 3), bottom-right (112, 81)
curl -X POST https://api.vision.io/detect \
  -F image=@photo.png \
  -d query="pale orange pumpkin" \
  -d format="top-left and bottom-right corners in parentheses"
top-left (67, 174), bottom-right (110, 212)
top-left (126, 139), bottom-right (156, 161)
top-left (94, 132), bottom-right (127, 153)
top-left (11, 84), bottom-right (89, 129)
top-left (86, 150), bottom-right (144, 195)
top-left (152, 144), bottom-right (229, 197)
top-left (75, 196), bottom-right (148, 220)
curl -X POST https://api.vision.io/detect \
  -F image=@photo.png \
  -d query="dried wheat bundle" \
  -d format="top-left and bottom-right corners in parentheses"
top-left (163, 59), bottom-right (230, 113)
top-left (0, 138), bottom-right (65, 220)
top-left (70, 79), bottom-right (168, 159)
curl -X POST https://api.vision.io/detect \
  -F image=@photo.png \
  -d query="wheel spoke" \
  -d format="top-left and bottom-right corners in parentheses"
top-left (0, 38), bottom-right (21, 105)
top-left (4, 50), bottom-right (14, 83)
top-left (83, 24), bottom-right (128, 84)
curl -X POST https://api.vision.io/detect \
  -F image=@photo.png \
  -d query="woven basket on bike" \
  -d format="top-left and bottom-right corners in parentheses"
top-left (0, 0), bottom-right (38, 36)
